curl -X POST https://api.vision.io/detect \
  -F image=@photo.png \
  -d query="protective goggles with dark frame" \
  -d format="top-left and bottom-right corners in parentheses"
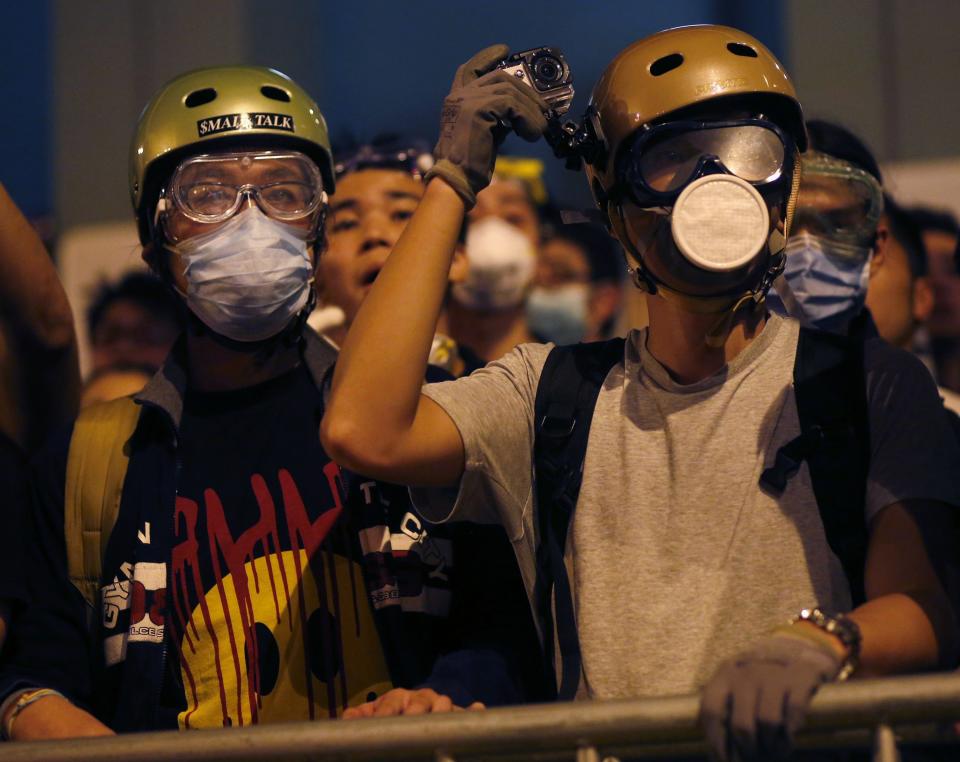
top-left (161, 150), bottom-right (327, 225)
top-left (619, 119), bottom-right (794, 206)
top-left (334, 142), bottom-right (435, 180)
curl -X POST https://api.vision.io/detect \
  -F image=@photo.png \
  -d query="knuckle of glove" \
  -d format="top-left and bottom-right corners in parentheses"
top-left (454, 44), bottom-right (510, 87)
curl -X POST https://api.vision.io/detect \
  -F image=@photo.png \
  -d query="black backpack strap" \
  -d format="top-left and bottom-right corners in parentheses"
top-left (760, 326), bottom-right (870, 605)
top-left (533, 338), bottom-right (625, 700)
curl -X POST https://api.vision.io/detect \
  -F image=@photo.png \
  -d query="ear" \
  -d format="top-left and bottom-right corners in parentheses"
top-left (449, 244), bottom-right (469, 284)
top-left (912, 275), bottom-right (935, 324)
top-left (588, 282), bottom-right (622, 333)
top-left (872, 218), bottom-right (891, 272)
top-left (141, 241), bottom-right (172, 283)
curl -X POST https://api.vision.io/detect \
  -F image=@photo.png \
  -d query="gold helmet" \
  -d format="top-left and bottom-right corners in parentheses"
top-left (129, 65), bottom-right (334, 244)
top-left (584, 25), bottom-right (806, 212)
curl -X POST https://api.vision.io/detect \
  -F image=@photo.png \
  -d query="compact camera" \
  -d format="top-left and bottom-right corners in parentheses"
top-left (496, 47), bottom-right (574, 116)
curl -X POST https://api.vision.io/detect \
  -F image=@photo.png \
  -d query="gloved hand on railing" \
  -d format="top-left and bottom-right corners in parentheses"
top-left (699, 628), bottom-right (846, 760)
top-left (423, 44), bottom-right (549, 210)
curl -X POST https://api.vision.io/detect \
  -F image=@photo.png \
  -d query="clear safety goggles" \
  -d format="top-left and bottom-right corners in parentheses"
top-left (162, 150), bottom-right (327, 225)
top-left (791, 151), bottom-right (883, 249)
top-left (620, 119), bottom-right (790, 205)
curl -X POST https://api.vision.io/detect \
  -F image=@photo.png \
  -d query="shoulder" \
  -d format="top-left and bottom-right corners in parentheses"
top-left (453, 341), bottom-right (556, 390)
top-left (862, 337), bottom-right (941, 402)
top-left (491, 341), bottom-right (555, 375)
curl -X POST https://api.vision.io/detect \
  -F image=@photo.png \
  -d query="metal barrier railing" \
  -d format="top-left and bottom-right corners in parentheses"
top-left (4, 672), bottom-right (960, 761)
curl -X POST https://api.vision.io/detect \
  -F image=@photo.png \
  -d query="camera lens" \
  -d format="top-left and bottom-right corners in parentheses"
top-left (532, 55), bottom-right (563, 85)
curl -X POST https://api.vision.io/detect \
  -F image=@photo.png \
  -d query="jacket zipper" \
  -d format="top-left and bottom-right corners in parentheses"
top-left (156, 431), bottom-right (180, 724)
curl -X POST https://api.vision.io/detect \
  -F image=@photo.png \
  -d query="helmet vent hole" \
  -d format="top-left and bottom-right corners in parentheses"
top-left (261, 85), bottom-right (291, 102)
top-left (727, 42), bottom-right (758, 58)
top-left (184, 88), bottom-right (217, 108)
top-left (650, 54), bottom-right (684, 76)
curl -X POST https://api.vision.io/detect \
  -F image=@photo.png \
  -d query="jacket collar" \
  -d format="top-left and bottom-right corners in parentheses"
top-left (134, 328), bottom-right (339, 432)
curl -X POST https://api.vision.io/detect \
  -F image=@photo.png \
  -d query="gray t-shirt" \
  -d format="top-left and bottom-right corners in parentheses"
top-left (413, 314), bottom-right (960, 698)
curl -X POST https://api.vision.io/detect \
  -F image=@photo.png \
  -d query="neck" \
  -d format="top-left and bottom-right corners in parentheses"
top-left (185, 330), bottom-right (301, 392)
top-left (445, 300), bottom-right (534, 362)
top-left (644, 294), bottom-right (765, 384)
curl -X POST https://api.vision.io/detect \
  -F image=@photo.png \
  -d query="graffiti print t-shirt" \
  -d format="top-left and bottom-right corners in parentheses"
top-left (170, 365), bottom-right (390, 728)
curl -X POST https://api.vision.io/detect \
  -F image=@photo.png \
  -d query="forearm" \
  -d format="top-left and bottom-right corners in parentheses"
top-left (323, 179), bottom-right (465, 464)
top-left (0, 184), bottom-right (75, 351)
top-left (850, 590), bottom-right (952, 676)
top-left (3, 693), bottom-right (114, 740)
top-left (0, 184), bottom-right (80, 446)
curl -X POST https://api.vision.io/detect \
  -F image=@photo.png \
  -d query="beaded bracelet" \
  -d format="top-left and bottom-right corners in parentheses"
top-left (1, 688), bottom-right (65, 740)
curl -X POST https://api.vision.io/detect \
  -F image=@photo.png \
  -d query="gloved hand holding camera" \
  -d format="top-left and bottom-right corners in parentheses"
top-left (424, 44), bottom-right (550, 209)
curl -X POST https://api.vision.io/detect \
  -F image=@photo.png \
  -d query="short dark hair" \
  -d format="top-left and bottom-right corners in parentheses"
top-left (884, 194), bottom-right (927, 279)
top-left (806, 119), bottom-right (882, 183)
top-left (87, 271), bottom-right (184, 340)
top-left (548, 223), bottom-right (626, 284)
top-left (907, 206), bottom-right (959, 237)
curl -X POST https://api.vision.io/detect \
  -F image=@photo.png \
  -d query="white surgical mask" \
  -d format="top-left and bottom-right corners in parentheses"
top-left (452, 216), bottom-right (535, 310)
top-left (171, 206), bottom-right (314, 342)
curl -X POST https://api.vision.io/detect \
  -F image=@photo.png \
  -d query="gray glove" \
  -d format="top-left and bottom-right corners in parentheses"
top-left (425, 44), bottom-right (549, 209)
top-left (699, 631), bottom-right (843, 761)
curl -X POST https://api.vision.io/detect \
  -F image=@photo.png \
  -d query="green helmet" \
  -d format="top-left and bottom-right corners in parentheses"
top-left (130, 65), bottom-right (335, 244)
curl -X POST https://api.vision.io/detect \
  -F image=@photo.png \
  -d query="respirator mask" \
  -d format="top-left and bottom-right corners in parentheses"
top-left (606, 119), bottom-right (796, 308)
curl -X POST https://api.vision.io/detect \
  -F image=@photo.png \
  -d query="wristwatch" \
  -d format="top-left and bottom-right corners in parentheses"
top-left (794, 607), bottom-right (862, 681)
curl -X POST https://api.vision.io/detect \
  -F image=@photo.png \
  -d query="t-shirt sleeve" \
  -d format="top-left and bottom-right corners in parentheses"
top-left (864, 339), bottom-right (960, 521)
top-left (410, 343), bottom-right (552, 541)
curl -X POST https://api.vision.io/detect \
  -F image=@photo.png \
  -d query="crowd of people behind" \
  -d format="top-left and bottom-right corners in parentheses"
top-left (0, 22), bottom-right (958, 762)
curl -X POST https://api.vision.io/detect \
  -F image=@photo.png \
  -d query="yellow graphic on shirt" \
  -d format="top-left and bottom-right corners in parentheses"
top-left (177, 550), bottom-right (391, 728)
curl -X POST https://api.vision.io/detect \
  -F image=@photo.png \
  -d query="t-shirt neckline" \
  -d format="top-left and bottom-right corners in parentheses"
top-left (631, 312), bottom-right (786, 394)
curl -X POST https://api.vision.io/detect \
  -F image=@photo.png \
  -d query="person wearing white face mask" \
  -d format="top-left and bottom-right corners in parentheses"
top-left (446, 157), bottom-right (549, 363)
top-left (0, 67), bottom-right (491, 741)
top-left (445, 213), bottom-right (538, 363)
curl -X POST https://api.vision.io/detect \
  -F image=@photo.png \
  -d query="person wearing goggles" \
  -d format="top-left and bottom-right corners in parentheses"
top-left (316, 138), bottom-right (546, 719)
top-left (0, 67), bottom-right (493, 742)
top-left (150, 148), bottom-right (327, 344)
top-left (318, 139), bottom-right (446, 346)
top-left (324, 25), bottom-right (959, 762)
top-left (767, 120), bottom-right (884, 333)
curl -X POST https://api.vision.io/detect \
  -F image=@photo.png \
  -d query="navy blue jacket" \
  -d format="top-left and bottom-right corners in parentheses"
top-left (0, 330), bottom-right (545, 731)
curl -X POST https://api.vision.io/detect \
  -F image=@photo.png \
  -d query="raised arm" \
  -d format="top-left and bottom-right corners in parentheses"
top-left (321, 45), bottom-right (547, 486)
top-left (0, 183), bottom-right (79, 450)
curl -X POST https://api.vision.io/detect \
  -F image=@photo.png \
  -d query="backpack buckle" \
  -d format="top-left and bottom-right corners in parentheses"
top-left (540, 414), bottom-right (576, 440)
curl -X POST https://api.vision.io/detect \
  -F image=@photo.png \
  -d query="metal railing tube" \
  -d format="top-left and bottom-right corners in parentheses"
top-left (3, 672), bottom-right (959, 762)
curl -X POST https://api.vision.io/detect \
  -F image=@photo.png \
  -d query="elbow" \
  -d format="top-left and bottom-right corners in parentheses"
top-left (321, 411), bottom-right (407, 480)
top-left (38, 303), bottom-right (77, 352)
top-left (321, 411), bottom-right (378, 474)
top-left (320, 413), bottom-right (357, 469)
top-left (16, 295), bottom-right (77, 354)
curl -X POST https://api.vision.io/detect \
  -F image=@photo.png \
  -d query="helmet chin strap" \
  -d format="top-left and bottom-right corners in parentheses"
top-left (609, 201), bottom-right (787, 348)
